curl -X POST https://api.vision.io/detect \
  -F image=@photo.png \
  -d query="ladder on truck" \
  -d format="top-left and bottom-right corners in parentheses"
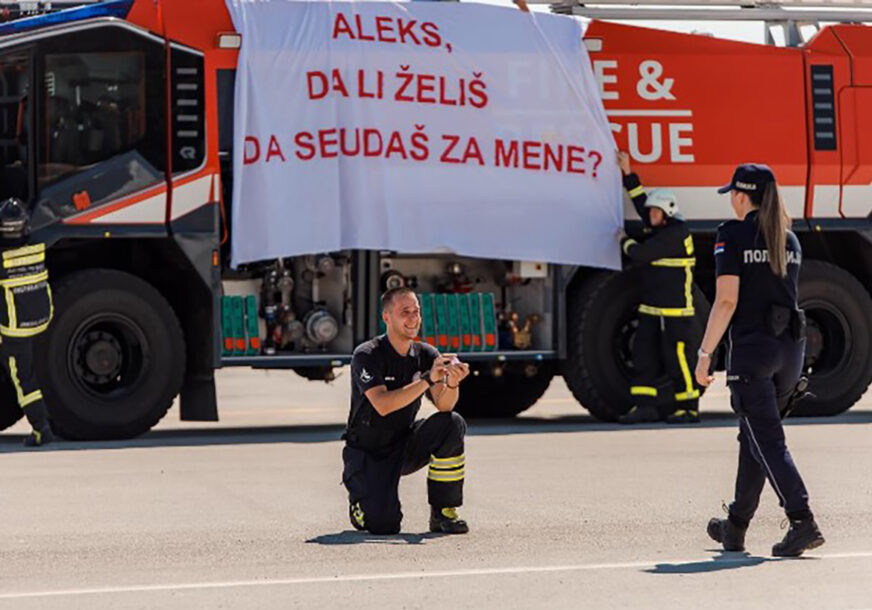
top-left (0, 1), bottom-right (103, 21)
top-left (526, 0), bottom-right (872, 46)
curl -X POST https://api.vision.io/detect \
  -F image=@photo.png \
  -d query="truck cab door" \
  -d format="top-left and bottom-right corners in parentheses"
top-left (838, 87), bottom-right (872, 218)
top-left (829, 25), bottom-right (872, 220)
top-left (804, 28), bottom-right (852, 221)
top-left (31, 23), bottom-right (168, 229)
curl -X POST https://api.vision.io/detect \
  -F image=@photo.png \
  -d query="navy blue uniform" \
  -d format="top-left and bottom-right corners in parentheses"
top-left (342, 336), bottom-right (466, 534)
top-left (620, 173), bottom-right (701, 415)
top-left (716, 211), bottom-right (810, 525)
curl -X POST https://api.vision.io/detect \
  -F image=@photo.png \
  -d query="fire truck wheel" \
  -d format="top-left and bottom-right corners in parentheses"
top-left (0, 371), bottom-right (22, 431)
top-left (790, 260), bottom-right (872, 417)
top-left (35, 269), bottom-right (186, 440)
top-left (561, 269), bottom-right (710, 422)
top-left (450, 362), bottom-right (555, 418)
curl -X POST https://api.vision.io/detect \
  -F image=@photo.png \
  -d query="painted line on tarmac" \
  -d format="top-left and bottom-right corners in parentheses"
top-left (2, 550), bottom-right (872, 599)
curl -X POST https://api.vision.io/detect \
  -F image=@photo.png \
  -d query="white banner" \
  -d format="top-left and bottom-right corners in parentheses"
top-left (227, 0), bottom-right (622, 269)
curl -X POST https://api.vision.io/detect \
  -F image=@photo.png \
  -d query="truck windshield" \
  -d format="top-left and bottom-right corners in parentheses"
top-left (39, 50), bottom-right (161, 212)
top-left (0, 53), bottom-right (30, 202)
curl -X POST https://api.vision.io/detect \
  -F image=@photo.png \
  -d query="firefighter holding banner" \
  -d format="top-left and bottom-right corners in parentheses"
top-left (342, 287), bottom-right (471, 535)
top-left (615, 151), bottom-right (702, 424)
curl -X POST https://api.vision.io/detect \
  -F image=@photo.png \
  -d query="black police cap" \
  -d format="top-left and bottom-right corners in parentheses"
top-left (717, 164), bottom-right (776, 202)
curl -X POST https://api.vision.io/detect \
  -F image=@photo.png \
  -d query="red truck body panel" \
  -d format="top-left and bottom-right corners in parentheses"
top-left (103, 2), bottom-right (872, 223)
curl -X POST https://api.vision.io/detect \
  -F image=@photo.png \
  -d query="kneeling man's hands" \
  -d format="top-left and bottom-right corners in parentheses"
top-left (429, 357), bottom-right (449, 385)
top-left (443, 355), bottom-right (470, 387)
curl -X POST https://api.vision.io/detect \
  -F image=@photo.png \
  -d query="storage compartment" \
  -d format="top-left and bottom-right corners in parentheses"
top-left (221, 252), bottom-right (355, 358)
top-left (377, 254), bottom-right (555, 354)
top-left (220, 251), bottom-right (555, 362)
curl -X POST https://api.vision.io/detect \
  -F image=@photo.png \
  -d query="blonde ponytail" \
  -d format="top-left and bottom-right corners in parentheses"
top-left (756, 182), bottom-right (790, 277)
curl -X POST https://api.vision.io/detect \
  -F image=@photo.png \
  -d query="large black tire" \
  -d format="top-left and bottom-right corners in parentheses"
top-left (0, 370), bottom-right (22, 430)
top-left (35, 269), bottom-right (185, 440)
top-left (791, 260), bottom-right (872, 417)
top-left (561, 268), bottom-right (710, 422)
top-left (452, 362), bottom-right (555, 419)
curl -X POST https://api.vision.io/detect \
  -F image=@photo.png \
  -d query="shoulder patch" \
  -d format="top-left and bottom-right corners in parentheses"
top-left (360, 368), bottom-right (373, 383)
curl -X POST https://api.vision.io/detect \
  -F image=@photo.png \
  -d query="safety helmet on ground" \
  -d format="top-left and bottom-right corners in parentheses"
top-left (0, 198), bottom-right (29, 240)
top-left (644, 189), bottom-right (683, 220)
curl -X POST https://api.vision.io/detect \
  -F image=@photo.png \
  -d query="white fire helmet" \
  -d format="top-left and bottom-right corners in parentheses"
top-left (644, 188), bottom-right (683, 220)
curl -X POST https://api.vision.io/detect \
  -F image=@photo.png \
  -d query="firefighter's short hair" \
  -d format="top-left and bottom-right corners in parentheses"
top-left (382, 286), bottom-right (416, 311)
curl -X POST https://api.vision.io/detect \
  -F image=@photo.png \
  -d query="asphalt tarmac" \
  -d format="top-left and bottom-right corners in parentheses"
top-left (1, 369), bottom-right (871, 609)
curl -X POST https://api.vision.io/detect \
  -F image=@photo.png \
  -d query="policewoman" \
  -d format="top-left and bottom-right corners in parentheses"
top-left (617, 151), bottom-right (702, 424)
top-left (695, 164), bottom-right (824, 557)
top-left (0, 198), bottom-right (54, 447)
top-left (342, 286), bottom-right (471, 535)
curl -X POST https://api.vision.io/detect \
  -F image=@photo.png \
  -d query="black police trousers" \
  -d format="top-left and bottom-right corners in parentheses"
top-left (342, 411), bottom-right (466, 535)
top-left (727, 333), bottom-right (810, 525)
top-left (631, 314), bottom-right (701, 414)
top-left (1, 336), bottom-right (47, 431)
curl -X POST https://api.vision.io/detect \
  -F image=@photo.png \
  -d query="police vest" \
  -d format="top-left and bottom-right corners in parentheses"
top-left (0, 243), bottom-right (52, 338)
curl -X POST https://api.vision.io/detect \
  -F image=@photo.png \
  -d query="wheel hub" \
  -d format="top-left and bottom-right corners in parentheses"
top-left (801, 301), bottom-right (849, 376)
top-left (68, 313), bottom-right (149, 398)
top-left (81, 331), bottom-right (123, 383)
top-left (804, 319), bottom-right (824, 366)
top-left (618, 315), bottom-right (639, 374)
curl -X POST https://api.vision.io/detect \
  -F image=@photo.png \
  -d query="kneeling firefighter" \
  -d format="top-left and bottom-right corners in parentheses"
top-left (0, 198), bottom-right (54, 446)
top-left (342, 287), bottom-right (471, 535)
top-left (616, 152), bottom-right (702, 424)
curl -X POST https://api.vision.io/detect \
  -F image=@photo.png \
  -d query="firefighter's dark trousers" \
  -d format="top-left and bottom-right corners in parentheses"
top-left (631, 314), bottom-right (701, 414)
top-left (342, 411), bottom-right (466, 535)
top-left (727, 333), bottom-right (810, 525)
top-left (1, 336), bottom-right (47, 431)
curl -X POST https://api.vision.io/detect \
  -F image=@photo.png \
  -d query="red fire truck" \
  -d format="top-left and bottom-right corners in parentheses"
top-left (0, 0), bottom-right (869, 439)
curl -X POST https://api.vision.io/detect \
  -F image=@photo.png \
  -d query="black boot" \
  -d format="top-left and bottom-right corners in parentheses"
top-left (23, 425), bottom-right (54, 447)
top-left (348, 502), bottom-right (366, 531)
top-left (618, 406), bottom-right (663, 425)
top-left (666, 409), bottom-right (700, 424)
top-left (772, 518), bottom-right (825, 557)
top-left (707, 517), bottom-right (747, 552)
top-left (430, 506), bottom-right (469, 534)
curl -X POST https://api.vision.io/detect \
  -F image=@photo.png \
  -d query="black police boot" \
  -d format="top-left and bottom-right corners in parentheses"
top-left (772, 517), bottom-right (825, 557)
top-left (707, 517), bottom-right (747, 552)
top-left (349, 501), bottom-right (366, 531)
top-left (23, 425), bottom-right (54, 447)
top-left (430, 506), bottom-right (469, 534)
top-left (618, 406), bottom-right (663, 425)
top-left (666, 409), bottom-right (700, 424)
